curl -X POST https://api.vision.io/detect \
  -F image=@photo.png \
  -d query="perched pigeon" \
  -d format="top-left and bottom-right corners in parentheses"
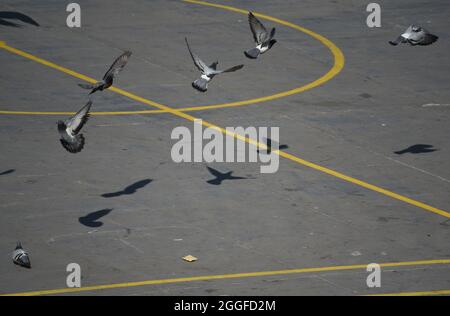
top-left (389, 25), bottom-right (438, 46)
top-left (78, 51), bottom-right (132, 94)
top-left (57, 101), bottom-right (92, 153)
top-left (244, 12), bottom-right (277, 59)
top-left (185, 38), bottom-right (244, 92)
top-left (12, 242), bottom-right (31, 269)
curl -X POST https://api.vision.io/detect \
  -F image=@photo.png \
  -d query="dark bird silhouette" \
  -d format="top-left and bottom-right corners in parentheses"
top-left (0, 12), bottom-right (39, 27)
top-left (78, 51), bottom-right (132, 94)
top-left (244, 12), bottom-right (277, 59)
top-left (394, 144), bottom-right (438, 155)
top-left (79, 209), bottom-right (113, 227)
top-left (0, 169), bottom-right (15, 176)
top-left (257, 137), bottom-right (288, 154)
top-left (206, 167), bottom-right (246, 185)
top-left (185, 38), bottom-right (244, 92)
top-left (12, 242), bottom-right (31, 269)
top-left (102, 179), bottom-right (152, 198)
top-left (57, 101), bottom-right (92, 153)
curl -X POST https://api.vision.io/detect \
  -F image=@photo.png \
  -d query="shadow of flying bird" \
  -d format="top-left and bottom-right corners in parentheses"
top-left (102, 179), bottom-right (152, 198)
top-left (257, 137), bottom-right (288, 154)
top-left (78, 208), bottom-right (113, 227)
top-left (394, 144), bottom-right (438, 155)
top-left (0, 169), bottom-right (15, 176)
top-left (0, 12), bottom-right (39, 27)
top-left (206, 167), bottom-right (246, 185)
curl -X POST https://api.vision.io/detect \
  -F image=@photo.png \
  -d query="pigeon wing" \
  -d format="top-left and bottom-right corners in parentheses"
top-left (185, 38), bottom-right (209, 74)
top-left (103, 51), bottom-right (132, 80)
top-left (214, 64), bottom-right (244, 74)
top-left (209, 61), bottom-right (219, 70)
top-left (66, 101), bottom-right (92, 135)
top-left (420, 33), bottom-right (438, 45)
top-left (248, 12), bottom-right (268, 44)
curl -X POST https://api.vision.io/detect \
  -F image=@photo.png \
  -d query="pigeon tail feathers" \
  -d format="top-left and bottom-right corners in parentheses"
top-left (192, 78), bottom-right (208, 92)
top-left (60, 134), bottom-right (85, 154)
top-left (244, 48), bottom-right (260, 59)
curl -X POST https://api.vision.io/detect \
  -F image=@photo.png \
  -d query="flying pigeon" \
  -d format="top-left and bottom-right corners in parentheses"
top-left (78, 51), bottom-right (132, 94)
top-left (185, 38), bottom-right (244, 92)
top-left (244, 12), bottom-right (277, 59)
top-left (12, 242), bottom-right (31, 269)
top-left (389, 25), bottom-right (438, 46)
top-left (57, 101), bottom-right (92, 153)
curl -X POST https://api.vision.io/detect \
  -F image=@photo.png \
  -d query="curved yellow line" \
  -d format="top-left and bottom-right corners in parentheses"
top-left (0, 0), bottom-right (344, 116)
top-left (179, 0), bottom-right (344, 110)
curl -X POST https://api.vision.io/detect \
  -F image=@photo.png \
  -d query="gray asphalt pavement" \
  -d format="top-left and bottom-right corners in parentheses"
top-left (0, 0), bottom-right (449, 295)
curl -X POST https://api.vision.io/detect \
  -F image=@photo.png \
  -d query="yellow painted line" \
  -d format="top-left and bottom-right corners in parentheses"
top-left (179, 0), bottom-right (345, 111)
top-left (0, 2), bottom-right (449, 220)
top-left (0, 44), bottom-right (162, 116)
top-left (367, 289), bottom-right (450, 296)
top-left (0, 0), bottom-right (344, 116)
top-left (278, 151), bottom-right (450, 219)
top-left (2, 258), bottom-right (450, 296)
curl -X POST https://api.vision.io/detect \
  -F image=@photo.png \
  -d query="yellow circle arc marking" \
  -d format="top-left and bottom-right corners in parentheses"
top-left (0, 0), bottom-right (344, 116)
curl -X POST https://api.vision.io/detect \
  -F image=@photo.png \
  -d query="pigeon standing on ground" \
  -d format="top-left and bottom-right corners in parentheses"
top-left (185, 38), bottom-right (244, 92)
top-left (389, 25), bottom-right (438, 46)
top-left (12, 242), bottom-right (31, 269)
top-left (244, 12), bottom-right (277, 59)
top-left (57, 101), bottom-right (92, 153)
top-left (78, 51), bottom-right (132, 94)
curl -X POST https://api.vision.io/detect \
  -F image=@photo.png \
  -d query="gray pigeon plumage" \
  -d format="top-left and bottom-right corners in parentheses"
top-left (78, 51), bottom-right (132, 94)
top-left (390, 25), bottom-right (438, 46)
top-left (12, 242), bottom-right (31, 269)
top-left (57, 101), bottom-right (92, 153)
top-left (244, 12), bottom-right (277, 59)
top-left (185, 38), bottom-right (244, 92)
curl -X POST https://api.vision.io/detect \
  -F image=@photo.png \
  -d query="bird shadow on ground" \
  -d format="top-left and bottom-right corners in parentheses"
top-left (257, 137), bottom-right (289, 154)
top-left (101, 179), bottom-right (153, 198)
top-left (79, 208), bottom-right (113, 227)
top-left (394, 144), bottom-right (438, 155)
top-left (0, 12), bottom-right (40, 27)
top-left (0, 169), bottom-right (15, 176)
top-left (206, 166), bottom-right (247, 185)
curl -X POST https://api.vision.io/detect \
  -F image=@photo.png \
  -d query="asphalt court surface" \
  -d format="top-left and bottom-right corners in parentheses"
top-left (0, 0), bottom-right (449, 295)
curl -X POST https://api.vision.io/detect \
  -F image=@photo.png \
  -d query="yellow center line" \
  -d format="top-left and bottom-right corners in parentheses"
top-left (0, 2), bottom-right (448, 220)
top-left (2, 258), bottom-right (450, 296)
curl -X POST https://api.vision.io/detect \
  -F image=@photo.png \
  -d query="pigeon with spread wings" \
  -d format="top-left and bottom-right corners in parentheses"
top-left (57, 101), bottom-right (92, 153)
top-left (389, 25), bottom-right (438, 46)
top-left (78, 51), bottom-right (132, 94)
top-left (244, 12), bottom-right (277, 59)
top-left (185, 38), bottom-right (244, 92)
